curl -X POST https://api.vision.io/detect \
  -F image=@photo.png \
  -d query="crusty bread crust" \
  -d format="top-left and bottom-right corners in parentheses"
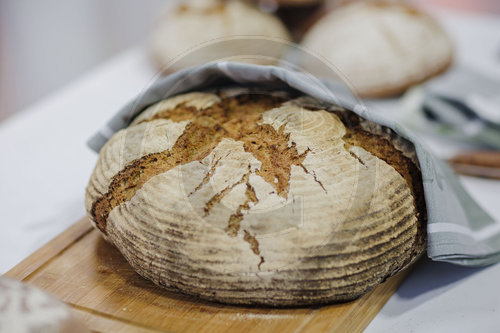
top-left (355, 55), bottom-right (452, 98)
top-left (149, 0), bottom-right (292, 73)
top-left (86, 89), bottom-right (426, 306)
top-left (301, 1), bottom-right (454, 98)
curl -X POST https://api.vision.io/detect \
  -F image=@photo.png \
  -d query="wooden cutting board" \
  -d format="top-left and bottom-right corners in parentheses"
top-left (5, 217), bottom-right (411, 333)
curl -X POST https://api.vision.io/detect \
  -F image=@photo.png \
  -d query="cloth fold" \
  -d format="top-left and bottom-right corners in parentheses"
top-left (401, 66), bottom-right (500, 149)
top-left (88, 62), bottom-right (500, 266)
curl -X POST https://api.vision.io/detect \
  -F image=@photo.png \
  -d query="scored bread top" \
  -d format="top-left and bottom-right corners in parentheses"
top-left (86, 88), bottom-right (426, 305)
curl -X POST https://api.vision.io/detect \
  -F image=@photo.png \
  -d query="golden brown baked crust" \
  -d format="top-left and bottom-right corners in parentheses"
top-left (86, 89), bottom-right (426, 306)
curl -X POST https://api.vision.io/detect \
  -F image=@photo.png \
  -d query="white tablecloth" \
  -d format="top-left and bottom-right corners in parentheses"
top-left (0, 48), bottom-right (157, 272)
top-left (1, 7), bottom-right (499, 333)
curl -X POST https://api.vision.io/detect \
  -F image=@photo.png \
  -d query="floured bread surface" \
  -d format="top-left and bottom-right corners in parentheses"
top-left (301, 2), bottom-right (453, 98)
top-left (149, 0), bottom-right (291, 72)
top-left (0, 277), bottom-right (88, 333)
top-left (86, 89), bottom-right (426, 306)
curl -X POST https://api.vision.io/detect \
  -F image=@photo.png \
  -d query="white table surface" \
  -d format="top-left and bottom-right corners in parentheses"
top-left (1, 7), bottom-right (499, 333)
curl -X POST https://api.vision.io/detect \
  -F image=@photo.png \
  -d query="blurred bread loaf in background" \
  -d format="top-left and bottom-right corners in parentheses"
top-left (149, 0), bottom-right (453, 97)
top-left (0, 276), bottom-right (88, 333)
top-left (299, 1), bottom-right (454, 97)
top-left (149, 0), bottom-right (291, 72)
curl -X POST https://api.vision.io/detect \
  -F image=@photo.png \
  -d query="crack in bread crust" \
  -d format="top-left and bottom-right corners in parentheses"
top-left (224, 171), bottom-right (259, 236)
top-left (91, 94), bottom-right (426, 259)
top-left (91, 94), bottom-right (310, 236)
top-left (243, 230), bottom-right (265, 270)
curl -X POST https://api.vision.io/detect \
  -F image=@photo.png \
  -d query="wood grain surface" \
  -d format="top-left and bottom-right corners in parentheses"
top-left (449, 151), bottom-right (500, 179)
top-left (5, 218), bottom-right (412, 333)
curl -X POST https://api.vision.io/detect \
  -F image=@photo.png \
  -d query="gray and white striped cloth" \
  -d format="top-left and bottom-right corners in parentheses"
top-left (402, 66), bottom-right (500, 149)
top-left (88, 62), bottom-right (500, 266)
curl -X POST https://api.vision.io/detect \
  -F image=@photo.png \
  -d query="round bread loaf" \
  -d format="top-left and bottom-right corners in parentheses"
top-left (301, 2), bottom-right (453, 98)
top-left (149, 0), bottom-right (291, 72)
top-left (0, 277), bottom-right (88, 333)
top-left (86, 88), bottom-right (426, 306)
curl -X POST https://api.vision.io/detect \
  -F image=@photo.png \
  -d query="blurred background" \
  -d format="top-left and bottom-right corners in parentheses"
top-left (0, 0), bottom-right (499, 121)
top-left (0, 0), bottom-right (166, 121)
